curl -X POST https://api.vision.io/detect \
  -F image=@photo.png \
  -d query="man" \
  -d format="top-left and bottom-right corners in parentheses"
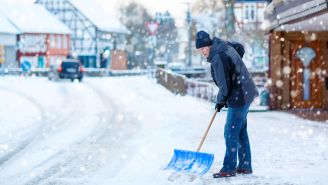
top-left (195, 30), bottom-right (259, 178)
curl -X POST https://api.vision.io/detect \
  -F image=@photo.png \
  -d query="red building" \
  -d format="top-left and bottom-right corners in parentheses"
top-left (0, 3), bottom-right (71, 68)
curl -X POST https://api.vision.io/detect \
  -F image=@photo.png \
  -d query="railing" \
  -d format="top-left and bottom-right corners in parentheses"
top-left (155, 68), bottom-right (270, 111)
top-left (156, 68), bottom-right (217, 102)
top-left (185, 78), bottom-right (217, 103)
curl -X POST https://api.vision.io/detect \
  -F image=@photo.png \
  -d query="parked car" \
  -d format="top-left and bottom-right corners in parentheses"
top-left (48, 59), bottom-right (84, 82)
top-left (167, 62), bottom-right (186, 72)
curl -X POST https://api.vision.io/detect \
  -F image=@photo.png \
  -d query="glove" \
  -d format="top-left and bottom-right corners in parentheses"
top-left (215, 103), bottom-right (225, 112)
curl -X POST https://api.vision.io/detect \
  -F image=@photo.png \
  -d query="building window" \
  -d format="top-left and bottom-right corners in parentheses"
top-left (50, 35), bottom-right (56, 48)
top-left (50, 57), bottom-right (55, 66)
top-left (251, 6), bottom-right (255, 20)
top-left (63, 36), bottom-right (67, 49)
top-left (245, 5), bottom-right (249, 20)
top-left (56, 35), bottom-right (62, 49)
top-left (244, 5), bottom-right (256, 21)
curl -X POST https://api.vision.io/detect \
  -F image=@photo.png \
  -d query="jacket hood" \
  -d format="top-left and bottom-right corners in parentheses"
top-left (207, 37), bottom-right (228, 62)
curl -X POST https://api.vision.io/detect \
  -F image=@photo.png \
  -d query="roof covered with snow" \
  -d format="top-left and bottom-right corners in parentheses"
top-left (264, 0), bottom-right (327, 30)
top-left (0, 2), bottom-right (71, 34)
top-left (0, 13), bottom-right (19, 34)
top-left (275, 12), bottom-right (328, 31)
top-left (68, 0), bottom-right (130, 34)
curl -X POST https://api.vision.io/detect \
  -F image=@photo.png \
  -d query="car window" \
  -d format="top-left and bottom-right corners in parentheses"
top-left (62, 62), bottom-right (79, 68)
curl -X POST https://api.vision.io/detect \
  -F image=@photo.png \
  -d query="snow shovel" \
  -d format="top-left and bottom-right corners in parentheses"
top-left (164, 110), bottom-right (218, 176)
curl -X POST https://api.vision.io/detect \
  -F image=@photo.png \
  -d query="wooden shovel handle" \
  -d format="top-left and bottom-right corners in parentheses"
top-left (197, 110), bottom-right (218, 152)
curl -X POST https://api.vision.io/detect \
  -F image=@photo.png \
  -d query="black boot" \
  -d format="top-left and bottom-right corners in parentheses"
top-left (213, 171), bottom-right (236, 178)
top-left (236, 168), bottom-right (253, 174)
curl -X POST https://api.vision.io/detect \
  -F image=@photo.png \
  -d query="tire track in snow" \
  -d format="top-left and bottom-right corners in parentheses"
top-left (0, 82), bottom-right (85, 182)
top-left (0, 86), bottom-right (46, 167)
top-left (26, 80), bottom-right (140, 185)
top-left (23, 82), bottom-right (104, 185)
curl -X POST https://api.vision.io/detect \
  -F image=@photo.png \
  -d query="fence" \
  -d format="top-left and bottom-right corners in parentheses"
top-left (155, 68), bottom-right (270, 111)
top-left (156, 68), bottom-right (187, 95)
top-left (156, 68), bottom-right (217, 103)
top-left (185, 78), bottom-right (217, 103)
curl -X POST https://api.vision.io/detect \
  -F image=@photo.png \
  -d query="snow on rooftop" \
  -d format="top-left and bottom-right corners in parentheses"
top-left (0, 2), bottom-right (71, 34)
top-left (0, 13), bottom-right (19, 34)
top-left (68, 0), bottom-right (130, 34)
top-left (275, 12), bottom-right (328, 31)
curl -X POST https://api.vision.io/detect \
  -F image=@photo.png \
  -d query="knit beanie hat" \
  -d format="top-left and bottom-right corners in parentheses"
top-left (195, 31), bottom-right (212, 49)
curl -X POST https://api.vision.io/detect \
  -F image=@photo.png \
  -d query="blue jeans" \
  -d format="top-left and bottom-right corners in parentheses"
top-left (221, 103), bottom-right (252, 172)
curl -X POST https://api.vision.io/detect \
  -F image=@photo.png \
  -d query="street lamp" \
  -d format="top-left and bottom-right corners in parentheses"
top-left (183, 1), bottom-right (192, 67)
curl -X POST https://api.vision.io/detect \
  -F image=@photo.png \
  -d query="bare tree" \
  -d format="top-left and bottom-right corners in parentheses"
top-left (118, 1), bottom-right (153, 68)
top-left (191, 0), bottom-right (225, 37)
top-left (155, 11), bottom-right (179, 63)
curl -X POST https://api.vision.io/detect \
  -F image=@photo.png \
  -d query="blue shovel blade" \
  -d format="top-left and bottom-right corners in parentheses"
top-left (164, 149), bottom-right (214, 176)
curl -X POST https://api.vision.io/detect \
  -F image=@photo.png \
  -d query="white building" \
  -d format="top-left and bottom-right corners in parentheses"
top-left (234, 0), bottom-right (268, 30)
top-left (233, 0), bottom-right (269, 71)
top-left (0, 13), bottom-right (19, 68)
top-left (37, 0), bottom-right (130, 68)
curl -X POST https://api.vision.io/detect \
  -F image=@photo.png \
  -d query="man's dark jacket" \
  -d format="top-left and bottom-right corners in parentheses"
top-left (207, 37), bottom-right (259, 108)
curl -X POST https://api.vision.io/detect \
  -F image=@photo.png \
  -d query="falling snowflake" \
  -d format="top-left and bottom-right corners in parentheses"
top-left (21, 160), bottom-right (27, 167)
top-left (121, 154), bottom-right (127, 159)
top-left (275, 80), bottom-right (283, 88)
top-left (80, 166), bottom-right (86, 172)
top-left (0, 144), bottom-right (9, 151)
top-left (116, 114), bottom-right (124, 122)
top-left (283, 66), bottom-right (291, 75)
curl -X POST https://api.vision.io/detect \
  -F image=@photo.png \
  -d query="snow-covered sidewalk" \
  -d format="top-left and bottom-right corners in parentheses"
top-left (0, 76), bottom-right (327, 185)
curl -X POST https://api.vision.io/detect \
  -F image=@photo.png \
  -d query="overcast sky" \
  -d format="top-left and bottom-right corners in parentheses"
top-left (11, 0), bottom-right (194, 25)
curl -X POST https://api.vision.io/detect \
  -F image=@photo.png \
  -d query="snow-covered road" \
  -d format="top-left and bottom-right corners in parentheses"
top-left (0, 76), bottom-right (327, 185)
